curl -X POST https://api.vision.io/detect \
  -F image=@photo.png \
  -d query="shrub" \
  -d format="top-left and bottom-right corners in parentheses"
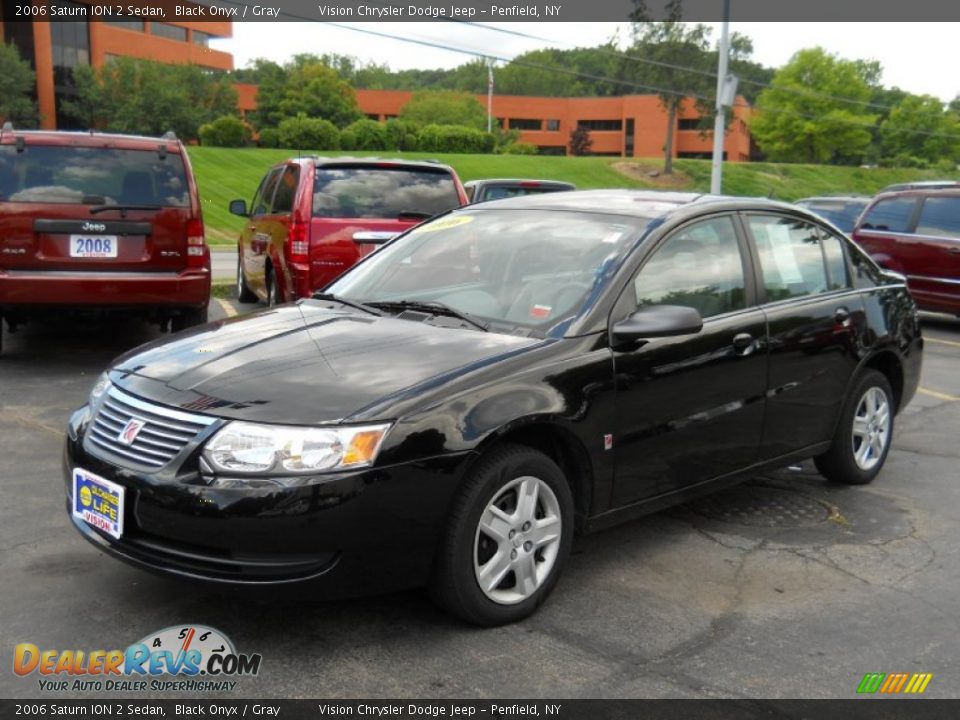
top-left (385, 119), bottom-right (420, 151)
top-left (343, 119), bottom-right (389, 151)
top-left (339, 127), bottom-right (357, 151)
top-left (257, 127), bottom-right (281, 148)
top-left (504, 142), bottom-right (539, 155)
top-left (277, 114), bottom-right (339, 151)
top-left (198, 115), bottom-right (250, 147)
top-left (418, 124), bottom-right (496, 154)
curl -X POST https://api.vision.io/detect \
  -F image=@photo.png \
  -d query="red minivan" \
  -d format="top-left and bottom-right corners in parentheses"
top-left (852, 189), bottom-right (960, 315)
top-left (231, 158), bottom-right (468, 304)
top-left (0, 126), bottom-right (211, 353)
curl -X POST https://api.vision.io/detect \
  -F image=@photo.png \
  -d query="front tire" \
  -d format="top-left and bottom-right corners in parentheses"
top-left (431, 444), bottom-right (573, 626)
top-left (815, 369), bottom-right (894, 485)
top-left (237, 256), bottom-right (257, 303)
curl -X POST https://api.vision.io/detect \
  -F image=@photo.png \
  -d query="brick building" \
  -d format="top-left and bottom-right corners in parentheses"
top-left (353, 89), bottom-right (753, 160)
top-left (0, 11), bottom-right (232, 129)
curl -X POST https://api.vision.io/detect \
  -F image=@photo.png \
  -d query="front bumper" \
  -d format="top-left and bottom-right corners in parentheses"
top-left (0, 268), bottom-right (210, 309)
top-left (63, 405), bottom-right (468, 597)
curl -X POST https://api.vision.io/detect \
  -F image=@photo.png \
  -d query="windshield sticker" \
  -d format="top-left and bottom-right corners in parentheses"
top-left (412, 215), bottom-right (474, 233)
top-left (530, 305), bottom-right (552, 319)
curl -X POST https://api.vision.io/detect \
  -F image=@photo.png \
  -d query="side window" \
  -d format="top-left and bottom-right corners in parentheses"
top-left (748, 215), bottom-right (829, 301)
top-left (820, 230), bottom-right (852, 291)
top-left (860, 196), bottom-right (918, 233)
top-left (252, 168), bottom-right (282, 217)
top-left (271, 165), bottom-right (300, 215)
top-left (915, 196), bottom-right (960, 238)
top-left (633, 216), bottom-right (747, 319)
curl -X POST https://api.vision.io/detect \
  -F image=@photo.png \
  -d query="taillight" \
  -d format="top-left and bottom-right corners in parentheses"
top-left (186, 218), bottom-right (208, 269)
top-left (287, 220), bottom-right (309, 263)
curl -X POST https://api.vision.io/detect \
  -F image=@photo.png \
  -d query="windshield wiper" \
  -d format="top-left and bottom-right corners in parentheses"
top-left (311, 292), bottom-right (383, 316)
top-left (368, 300), bottom-right (489, 332)
top-left (397, 210), bottom-right (433, 221)
top-left (90, 204), bottom-right (161, 216)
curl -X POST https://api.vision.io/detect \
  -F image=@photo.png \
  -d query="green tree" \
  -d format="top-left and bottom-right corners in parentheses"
top-left (340, 118), bottom-right (388, 151)
top-left (0, 42), bottom-right (39, 127)
top-left (399, 91), bottom-right (488, 131)
top-left (627, 8), bottom-right (715, 174)
top-left (750, 47), bottom-right (877, 164)
top-left (879, 94), bottom-right (960, 167)
top-left (64, 58), bottom-right (237, 140)
top-left (277, 114), bottom-right (339, 150)
top-left (198, 115), bottom-right (251, 147)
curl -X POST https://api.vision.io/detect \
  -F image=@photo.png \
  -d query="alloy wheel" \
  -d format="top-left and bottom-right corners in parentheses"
top-left (851, 386), bottom-right (891, 471)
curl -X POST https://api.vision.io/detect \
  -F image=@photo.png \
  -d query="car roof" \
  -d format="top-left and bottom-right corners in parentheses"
top-left (795, 195), bottom-right (870, 203)
top-left (300, 156), bottom-right (456, 173)
top-left (462, 188), bottom-right (805, 221)
top-left (0, 128), bottom-right (182, 151)
top-left (464, 179), bottom-right (576, 188)
top-left (881, 180), bottom-right (960, 192)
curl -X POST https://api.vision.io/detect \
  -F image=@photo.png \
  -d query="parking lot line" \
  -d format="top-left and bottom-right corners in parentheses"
top-left (918, 387), bottom-right (960, 402)
top-left (215, 298), bottom-right (238, 318)
top-left (925, 336), bottom-right (960, 349)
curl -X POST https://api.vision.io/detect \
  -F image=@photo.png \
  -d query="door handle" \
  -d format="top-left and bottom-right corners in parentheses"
top-left (834, 307), bottom-right (851, 327)
top-left (732, 333), bottom-right (754, 353)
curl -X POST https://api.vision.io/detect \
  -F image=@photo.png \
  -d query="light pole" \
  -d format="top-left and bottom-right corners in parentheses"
top-left (710, 0), bottom-right (733, 194)
top-left (487, 58), bottom-right (495, 134)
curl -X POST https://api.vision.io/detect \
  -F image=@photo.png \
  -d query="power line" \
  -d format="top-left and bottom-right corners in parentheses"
top-left (462, 21), bottom-right (902, 112)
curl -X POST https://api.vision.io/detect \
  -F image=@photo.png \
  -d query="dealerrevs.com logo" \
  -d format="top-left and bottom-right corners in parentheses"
top-left (14, 625), bottom-right (262, 693)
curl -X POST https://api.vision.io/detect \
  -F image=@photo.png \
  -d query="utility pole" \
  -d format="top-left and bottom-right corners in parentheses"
top-left (487, 58), bottom-right (495, 133)
top-left (710, 0), bottom-right (732, 195)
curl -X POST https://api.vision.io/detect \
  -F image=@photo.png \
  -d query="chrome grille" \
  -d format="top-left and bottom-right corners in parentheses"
top-left (87, 385), bottom-right (216, 470)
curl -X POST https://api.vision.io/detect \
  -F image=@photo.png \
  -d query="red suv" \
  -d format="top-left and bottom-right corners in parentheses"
top-left (852, 189), bottom-right (960, 315)
top-left (231, 157), bottom-right (468, 304)
top-left (0, 126), bottom-right (210, 353)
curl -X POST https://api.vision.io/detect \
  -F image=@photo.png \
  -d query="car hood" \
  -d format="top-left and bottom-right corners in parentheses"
top-left (110, 302), bottom-right (543, 425)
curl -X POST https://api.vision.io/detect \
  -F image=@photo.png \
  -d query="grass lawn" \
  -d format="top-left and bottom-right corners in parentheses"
top-left (188, 146), bottom-right (960, 246)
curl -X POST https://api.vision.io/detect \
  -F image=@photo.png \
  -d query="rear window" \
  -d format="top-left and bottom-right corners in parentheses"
top-left (312, 166), bottom-right (460, 219)
top-left (480, 185), bottom-right (571, 202)
top-left (0, 145), bottom-right (190, 207)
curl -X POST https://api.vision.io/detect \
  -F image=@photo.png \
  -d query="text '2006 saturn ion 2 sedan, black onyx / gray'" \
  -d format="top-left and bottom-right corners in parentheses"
top-left (64, 191), bottom-right (922, 626)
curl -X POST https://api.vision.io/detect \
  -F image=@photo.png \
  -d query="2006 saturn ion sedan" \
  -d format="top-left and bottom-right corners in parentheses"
top-left (65, 190), bottom-right (922, 626)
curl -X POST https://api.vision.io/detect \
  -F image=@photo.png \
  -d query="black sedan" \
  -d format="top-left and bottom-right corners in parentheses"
top-left (64, 190), bottom-right (922, 626)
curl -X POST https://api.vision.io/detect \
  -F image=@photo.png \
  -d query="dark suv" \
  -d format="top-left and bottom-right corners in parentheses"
top-left (231, 157), bottom-right (468, 304)
top-left (0, 126), bottom-right (210, 353)
top-left (852, 188), bottom-right (960, 315)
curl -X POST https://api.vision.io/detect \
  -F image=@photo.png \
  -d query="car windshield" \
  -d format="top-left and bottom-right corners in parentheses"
top-left (327, 209), bottom-right (649, 334)
top-left (0, 145), bottom-right (190, 207)
top-left (313, 166), bottom-right (461, 219)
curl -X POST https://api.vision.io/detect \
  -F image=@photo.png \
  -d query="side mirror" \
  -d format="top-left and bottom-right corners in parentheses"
top-left (611, 305), bottom-right (703, 347)
top-left (229, 199), bottom-right (248, 217)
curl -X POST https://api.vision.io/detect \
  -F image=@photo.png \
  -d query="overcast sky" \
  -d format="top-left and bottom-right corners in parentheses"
top-left (216, 22), bottom-right (960, 103)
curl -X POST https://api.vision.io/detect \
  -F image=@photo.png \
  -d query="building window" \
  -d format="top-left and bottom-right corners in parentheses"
top-left (151, 23), bottom-right (188, 42)
top-left (192, 30), bottom-right (210, 46)
top-left (625, 118), bottom-right (635, 157)
top-left (537, 146), bottom-right (566, 156)
top-left (365, 113), bottom-right (381, 121)
top-left (678, 118), bottom-right (703, 131)
top-left (50, 10), bottom-right (90, 129)
top-left (677, 151), bottom-right (726, 160)
top-left (105, 19), bottom-right (144, 31)
top-left (578, 119), bottom-right (622, 131)
top-left (546, 119), bottom-right (560, 131)
top-left (508, 118), bottom-right (542, 131)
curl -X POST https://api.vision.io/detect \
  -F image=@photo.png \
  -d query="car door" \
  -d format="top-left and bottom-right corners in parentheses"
top-left (853, 194), bottom-right (921, 277)
top-left (242, 167), bottom-right (283, 298)
top-left (610, 214), bottom-right (768, 506)
top-left (898, 194), bottom-right (960, 313)
top-left (743, 213), bottom-right (866, 460)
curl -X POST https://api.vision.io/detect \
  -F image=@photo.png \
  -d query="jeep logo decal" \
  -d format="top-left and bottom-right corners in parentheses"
top-left (81, 222), bottom-right (107, 232)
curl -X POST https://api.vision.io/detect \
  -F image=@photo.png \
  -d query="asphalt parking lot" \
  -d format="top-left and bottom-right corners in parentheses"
top-left (2, 299), bottom-right (959, 700)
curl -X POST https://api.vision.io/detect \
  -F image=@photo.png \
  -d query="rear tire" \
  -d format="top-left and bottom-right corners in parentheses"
top-left (430, 444), bottom-right (574, 626)
top-left (170, 306), bottom-right (209, 333)
top-left (266, 268), bottom-right (279, 307)
top-left (815, 369), bottom-right (894, 485)
top-left (237, 256), bottom-right (257, 303)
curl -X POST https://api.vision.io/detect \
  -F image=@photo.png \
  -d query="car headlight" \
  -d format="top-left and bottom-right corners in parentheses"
top-left (202, 421), bottom-right (391, 476)
top-left (88, 372), bottom-right (111, 407)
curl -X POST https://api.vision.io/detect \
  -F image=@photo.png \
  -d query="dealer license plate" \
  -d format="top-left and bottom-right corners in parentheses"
top-left (69, 235), bottom-right (118, 258)
top-left (72, 468), bottom-right (125, 539)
